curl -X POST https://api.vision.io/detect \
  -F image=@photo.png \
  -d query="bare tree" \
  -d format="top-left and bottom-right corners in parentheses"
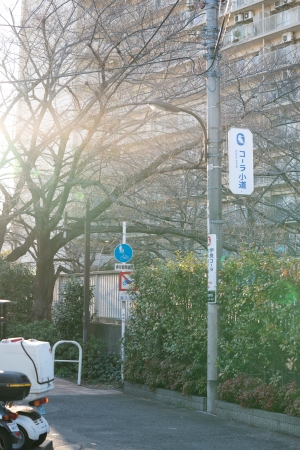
top-left (0, 0), bottom-right (208, 319)
top-left (221, 44), bottom-right (300, 254)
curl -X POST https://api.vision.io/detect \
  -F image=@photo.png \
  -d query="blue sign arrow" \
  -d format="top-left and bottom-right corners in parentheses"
top-left (114, 243), bottom-right (133, 263)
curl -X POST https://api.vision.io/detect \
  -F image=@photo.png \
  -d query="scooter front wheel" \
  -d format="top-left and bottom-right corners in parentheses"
top-left (11, 425), bottom-right (32, 450)
top-left (34, 433), bottom-right (47, 447)
top-left (0, 428), bottom-right (12, 450)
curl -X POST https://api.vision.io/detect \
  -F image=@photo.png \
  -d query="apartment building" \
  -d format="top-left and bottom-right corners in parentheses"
top-left (224, 0), bottom-right (300, 51)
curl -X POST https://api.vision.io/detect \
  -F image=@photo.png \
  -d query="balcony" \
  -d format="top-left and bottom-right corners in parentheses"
top-left (223, 5), bottom-right (300, 47)
top-left (231, 0), bottom-right (263, 12)
top-left (223, 41), bottom-right (300, 78)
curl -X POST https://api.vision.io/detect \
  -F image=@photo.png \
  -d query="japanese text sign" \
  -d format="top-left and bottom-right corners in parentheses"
top-left (208, 234), bottom-right (217, 293)
top-left (228, 128), bottom-right (253, 195)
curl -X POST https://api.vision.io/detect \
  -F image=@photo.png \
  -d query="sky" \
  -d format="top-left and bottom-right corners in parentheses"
top-left (0, 0), bottom-right (22, 188)
top-left (0, 0), bottom-right (21, 23)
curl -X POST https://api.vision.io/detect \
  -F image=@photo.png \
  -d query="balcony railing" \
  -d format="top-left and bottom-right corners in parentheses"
top-left (223, 6), bottom-right (300, 46)
top-left (223, 41), bottom-right (300, 78)
top-left (231, 0), bottom-right (263, 12)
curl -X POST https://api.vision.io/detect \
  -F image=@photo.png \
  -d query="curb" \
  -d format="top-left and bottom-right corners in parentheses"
top-left (124, 381), bottom-right (207, 411)
top-left (124, 382), bottom-right (300, 438)
top-left (53, 446), bottom-right (81, 450)
top-left (215, 400), bottom-right (300, 438)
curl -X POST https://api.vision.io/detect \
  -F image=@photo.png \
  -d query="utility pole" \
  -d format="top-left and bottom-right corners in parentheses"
top-left (204, 0), bottom-right (222, 413)
top-left (83, 199), bottom-right (91, 344)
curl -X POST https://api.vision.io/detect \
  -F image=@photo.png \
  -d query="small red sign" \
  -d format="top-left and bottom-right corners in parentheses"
top-left (119, 272), bottom-right (133, 292)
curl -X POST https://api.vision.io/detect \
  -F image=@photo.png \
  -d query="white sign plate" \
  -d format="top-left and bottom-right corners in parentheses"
top-left (228, 128), bottom-right (254, 195)
top-left (115, 264), bottom-right (134, 271)
top-left (208, 234), bottom-right (217, 292)
top-left (119, 291), bottom-right (131, 302)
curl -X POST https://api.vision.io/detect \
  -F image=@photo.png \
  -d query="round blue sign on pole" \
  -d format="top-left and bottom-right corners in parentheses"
top-left (114, 243), bottom-right (133, 263)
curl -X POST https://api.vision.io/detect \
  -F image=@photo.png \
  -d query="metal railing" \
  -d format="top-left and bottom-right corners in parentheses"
top-left (52, 340), bottom-right (82, 385)
top-left (223, 42), bottom-right (300, 79)
top-left (224, 6), bottom-right (300, 46)
top-left (231, 0), bottom-right (263, 12)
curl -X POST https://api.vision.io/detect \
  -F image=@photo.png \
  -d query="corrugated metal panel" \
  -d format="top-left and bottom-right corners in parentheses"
top-left (53, 271), bottom-right (131, 320)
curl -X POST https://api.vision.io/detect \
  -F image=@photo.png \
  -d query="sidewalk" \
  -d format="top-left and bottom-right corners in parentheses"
top-left (42, 378), bottom-right (122, 450)
top-left (42, 377), bottom-right (300, 450)
top-left (48, 378), bottom-right (121, 396)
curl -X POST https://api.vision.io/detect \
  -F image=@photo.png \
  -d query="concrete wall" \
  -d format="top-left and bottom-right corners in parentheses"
top-left (215, 400), bottom-right (300, 438)
top-left (90, 322), bottom-right (121, 353)
top-left (124, 382), bottom-right (207, 411)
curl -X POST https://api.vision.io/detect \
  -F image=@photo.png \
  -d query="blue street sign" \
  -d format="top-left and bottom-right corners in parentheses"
top-left (114, 243), bottom-right (133, 263)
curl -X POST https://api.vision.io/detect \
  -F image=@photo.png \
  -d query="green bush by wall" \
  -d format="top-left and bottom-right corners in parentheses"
top-left (124, 253), bottom-right (208, 395)
top-left (218, 249), bottom-right (300, 385)
top-left (124, 249), bottom-right (300, 413)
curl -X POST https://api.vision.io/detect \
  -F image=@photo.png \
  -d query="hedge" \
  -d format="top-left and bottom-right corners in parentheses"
top-left (124, 253), bottom-right (208, 396)
top-left (123, 250), bottom-right (300, 416)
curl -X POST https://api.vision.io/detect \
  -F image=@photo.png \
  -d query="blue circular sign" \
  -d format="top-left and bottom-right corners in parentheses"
top-left (114, 243), bottom-right (133, 263)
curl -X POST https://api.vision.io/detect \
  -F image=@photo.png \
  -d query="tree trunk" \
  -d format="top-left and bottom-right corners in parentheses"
top-left (33, 237), bottom-right (56, 321)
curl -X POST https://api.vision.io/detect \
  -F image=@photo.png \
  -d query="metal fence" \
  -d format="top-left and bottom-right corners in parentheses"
top-left (53, 271), bottom-right (131, 321)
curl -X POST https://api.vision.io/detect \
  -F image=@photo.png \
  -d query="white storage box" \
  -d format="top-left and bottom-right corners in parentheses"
top-left (0, 337), bottom-right (54, 400)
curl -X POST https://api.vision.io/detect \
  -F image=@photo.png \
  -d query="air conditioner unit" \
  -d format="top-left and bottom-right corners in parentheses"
top-left (186, 0), bottom-right (195, 10)
top-left (234, 13), bottom-right (244, 23)
top-left (243, 11), bottom-right (254, 21)
top-left (283, 0), bottom-right (294, 5)
top-left (282, 31), bottom-right (294, 43)
top-left (274, 0), bottom-right (282, 8)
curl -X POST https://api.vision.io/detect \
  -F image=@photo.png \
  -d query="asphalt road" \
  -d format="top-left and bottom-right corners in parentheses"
top-left (44, 378), bottom-right (300, 450)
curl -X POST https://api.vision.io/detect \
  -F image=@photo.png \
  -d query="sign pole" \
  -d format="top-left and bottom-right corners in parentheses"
top-left (121, 300), bottom-right (126, 383)
top-left (122, 221), bottom-right (126, 244)
top-left (121, 221), bottom-right (127, 383)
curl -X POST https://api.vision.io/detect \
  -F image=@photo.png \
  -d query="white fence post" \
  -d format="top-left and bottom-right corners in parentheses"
top-left (52, 340), bottom-right (82, 385)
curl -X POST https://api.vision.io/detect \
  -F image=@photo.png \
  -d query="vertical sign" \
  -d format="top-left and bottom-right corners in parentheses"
top-left (118, 271), bottom-right (133, 302)
top-left (208, 234), bottom-right (217, 302)
top-left (228, 128), bottom-right (253, 195)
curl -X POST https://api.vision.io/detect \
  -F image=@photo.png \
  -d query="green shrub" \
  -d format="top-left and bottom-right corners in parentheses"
top-left (218, 249), bottom-right (300, 385)
top-left (124, 252), bottom-right (207, 395)
top-left (219, 376), bottom-right (300, 416)
top-left (82, 335), bottom-right (121, 382)
top-left (7, 320), bottom-right (57, 345)
top-left (52, 276), bottom-right (94, 341)
top-left (54, 335), bottom-right (121, 383)
top-left (0, 258), bottom-right (35, 323)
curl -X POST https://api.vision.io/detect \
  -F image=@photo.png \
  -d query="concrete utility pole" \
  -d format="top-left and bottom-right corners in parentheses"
top-left (204, 0), bottom-right (222, 413)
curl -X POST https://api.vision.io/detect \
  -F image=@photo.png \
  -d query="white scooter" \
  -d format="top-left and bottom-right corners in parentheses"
top-left (0, 338), bottom-right (55, 450)
top-left (0, 370), bottom-right (50, 450)
top-left (9, 398), bottom-right (50, 450)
